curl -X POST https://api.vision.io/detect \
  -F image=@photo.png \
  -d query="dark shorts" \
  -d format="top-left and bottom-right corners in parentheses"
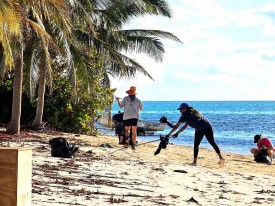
top-left (124, 118), bottom-right (138, 126)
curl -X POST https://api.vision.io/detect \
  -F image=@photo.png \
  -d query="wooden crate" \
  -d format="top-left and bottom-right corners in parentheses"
top-left (0, 147), bottom-right (32, 206)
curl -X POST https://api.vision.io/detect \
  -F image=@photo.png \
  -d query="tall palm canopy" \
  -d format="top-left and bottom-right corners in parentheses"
top-left (0, 0), bottom-right (182, 134)
top-left (73, 0), bottom-right (182, 88)
top-left (0, 1), bottom-right (21, 72)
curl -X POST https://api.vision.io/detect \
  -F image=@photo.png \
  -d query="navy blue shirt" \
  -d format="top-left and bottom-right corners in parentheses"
top-left (179, 111), bottom-right (211, 131)
top-left (112, 113), bottom-right (123, 123)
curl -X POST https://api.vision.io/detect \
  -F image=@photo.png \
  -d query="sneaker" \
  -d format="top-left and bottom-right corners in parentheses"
top-left (189, 162), bottom-right (197, 166)
top-left (118, 141), bottom-right (123, 145)
top-left (124, 139), bottom-right (129, 148)
top-left (131, 142), bottom-right (136, 150)
top-left (267, 157), bottom-right (273, 165)
top-left (219, 158), bottom-right (225, 168)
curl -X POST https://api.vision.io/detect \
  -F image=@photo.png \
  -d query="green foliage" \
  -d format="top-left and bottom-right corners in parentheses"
top-left (0, 0), bottom-right (179, 135)
top-left (43, 69), bottom-right (114, 134)
top-left (0, 68), bottom-right (114, 134)
top-left (0, 75), bottom-right (36, 125)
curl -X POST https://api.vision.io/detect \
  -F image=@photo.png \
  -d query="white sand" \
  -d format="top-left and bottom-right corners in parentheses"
top-left (1, 129), bottom-right (275, 205)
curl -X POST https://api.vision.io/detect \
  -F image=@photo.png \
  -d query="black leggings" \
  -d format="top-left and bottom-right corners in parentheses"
top-left (194, 126), bottom-right (221, 158)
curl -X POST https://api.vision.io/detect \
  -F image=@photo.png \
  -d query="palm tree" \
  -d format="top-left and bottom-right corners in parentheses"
top-left (5, 0), bottom-right (181, 133)
top-left (70, 0), bottom-right (182, 127)
top-left (68, 0), bottom-right (181, 92)
top-left (27, 39), bottom-right (54, 128)
top-left (6, 0), bottom-right (71, 133)
top-left (79, 0), bottom-right (181, 84)
top-left (25, 1), bottom-right (73, 128)
top-left (6, 43), bottom-right (23, 134)
top-left (0, 1), bottom-right (23, 134)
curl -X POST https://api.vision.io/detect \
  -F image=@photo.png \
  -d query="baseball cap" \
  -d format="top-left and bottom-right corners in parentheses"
top-left (254, 134), bottom-right (261, 143)
top-left (177, 103), bottom-right (189, 110)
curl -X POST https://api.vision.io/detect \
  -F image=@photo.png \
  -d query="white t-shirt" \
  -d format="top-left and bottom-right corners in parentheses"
top-left (121, 96), bottom-right (143, 120)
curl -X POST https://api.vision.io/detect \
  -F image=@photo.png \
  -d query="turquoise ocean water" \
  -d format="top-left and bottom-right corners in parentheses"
top-left (101, 101), bottom-right (275, 155)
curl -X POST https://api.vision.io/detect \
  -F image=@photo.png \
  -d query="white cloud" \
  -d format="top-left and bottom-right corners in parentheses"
top-left (114, 0), bottom-right (275, 100)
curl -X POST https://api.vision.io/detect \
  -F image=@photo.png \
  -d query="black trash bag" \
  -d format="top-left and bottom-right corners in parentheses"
top-left (154, 135), bottom-right (169, 155)
top-left (254, 149), bottom-right (271, 164)
top-left (49, 137), bottom-right (79, 158)
top-left (159, 116), bottom-right (174, 128)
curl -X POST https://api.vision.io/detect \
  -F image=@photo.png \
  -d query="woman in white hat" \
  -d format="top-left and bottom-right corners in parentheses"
top-left (116, 86), bottom-right (143, 150)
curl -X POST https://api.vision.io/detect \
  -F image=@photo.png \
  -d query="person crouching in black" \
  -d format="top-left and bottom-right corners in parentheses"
top-left (112, 111), bottom-right (124, 145)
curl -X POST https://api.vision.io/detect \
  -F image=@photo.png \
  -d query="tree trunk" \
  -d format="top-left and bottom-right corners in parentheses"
top-left (107, 103), bottom-right (112, 129)
top-left (32, 66), bottom-right (46, 128)
top-left (6, 45), bottom-right (23, 134)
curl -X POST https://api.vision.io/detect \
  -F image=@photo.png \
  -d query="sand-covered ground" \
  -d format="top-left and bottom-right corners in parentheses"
top-left (0, 128), bottom-right (275, 206)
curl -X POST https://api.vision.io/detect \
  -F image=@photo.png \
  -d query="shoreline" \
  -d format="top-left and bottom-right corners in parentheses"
top-left (1, 128), bottom-right (275, 205)
top-left (97, 127), bottom-right (254, 156)
top-left (95, 129), bottom-right (275, 175)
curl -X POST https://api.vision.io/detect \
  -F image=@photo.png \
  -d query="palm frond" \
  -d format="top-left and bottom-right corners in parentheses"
top-left (139, 0), bottom-right (172, 17)
top-left (69, 0), bottom-right (96, 32)
top-left (122, 36), bottom-right (164, 62)
top-left (69, 43), bottom-right (91, 94)
top-left (0, 2), bottom-right (22, 68)
top-left (94, 0), bottom-right (172, 29)
top-left (104, 44), bottom-right (153, 80)
top-left (100, 72), bottom-right (111, 88)
top-left (122, 29), bottom-right (182, 43)
top-left (27, 19), bottom-right (53, 44)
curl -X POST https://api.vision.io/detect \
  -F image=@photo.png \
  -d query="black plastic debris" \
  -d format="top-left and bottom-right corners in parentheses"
top-left (99, 143), bottom-right (113, 148)
top-left (173, 170), bottom-right (187, 173)
top-left (49, 137), bottom-right (79, 158)
top-left (154, 135), bottom-right (169, 155)
top-left (187, 197), bottom-right (199, 204)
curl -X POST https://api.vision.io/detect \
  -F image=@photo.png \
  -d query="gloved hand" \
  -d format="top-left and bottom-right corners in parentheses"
top-left (172, 133), bottom-right (179, 138)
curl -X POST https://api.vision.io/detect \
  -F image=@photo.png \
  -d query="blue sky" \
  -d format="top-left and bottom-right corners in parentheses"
top-left (111, 0), bottom-right (275, 101)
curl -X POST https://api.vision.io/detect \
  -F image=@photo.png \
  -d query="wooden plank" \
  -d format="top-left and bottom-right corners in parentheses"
top-left (0, 149), bottom-right (17, 206)
top-left (17, 149), bottom-right (32, 206)
top-left (0, 147), bottom-right (32, 206)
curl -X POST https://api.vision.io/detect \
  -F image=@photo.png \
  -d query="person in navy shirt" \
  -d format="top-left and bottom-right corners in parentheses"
top-left (112, 111), bottom-right (124, 144)
top-left (167, 103), bottom-right (225, 167)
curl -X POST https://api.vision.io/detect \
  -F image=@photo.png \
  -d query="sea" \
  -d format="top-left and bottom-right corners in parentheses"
top-left (98, 101), bottom-right (275, 155)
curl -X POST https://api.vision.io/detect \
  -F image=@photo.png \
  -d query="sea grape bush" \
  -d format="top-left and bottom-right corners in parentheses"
top-left (0, 71), bottom-right (114, 134)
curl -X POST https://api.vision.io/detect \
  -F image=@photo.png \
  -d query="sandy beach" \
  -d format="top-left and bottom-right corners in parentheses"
top-left (0, 128), bottom-right (275, 206)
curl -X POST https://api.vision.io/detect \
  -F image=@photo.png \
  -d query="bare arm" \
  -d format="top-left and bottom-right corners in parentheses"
top-left (167, 122), bottom-right (182, 136)
top-left (174, 123), bottom-right (188, 136)
top-left (260, 139), bottom-right (274, 150)
top-left (262, 144), bottom-right (274, 150)
top-left (267, 145), bottom-right (274, 150)
top-left (139, 100), bottom-right (143, 111)
top-left (116, 97), bottom-right (123, 108)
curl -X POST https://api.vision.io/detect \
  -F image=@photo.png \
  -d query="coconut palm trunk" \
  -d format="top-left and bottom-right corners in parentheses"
top-left (6, 45), bottom-right (23, 134)
top-left (31, 66), bottom-right (46, 127)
